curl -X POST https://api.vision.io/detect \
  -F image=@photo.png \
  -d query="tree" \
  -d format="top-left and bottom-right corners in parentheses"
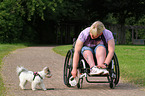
top-left (0, 0), bottom-right (145, 44)
top-left (105, 0), bottom-right (145, 44)
top-left (0, 0), bottom-right (63, 43)
top-left (0, 0), bottom-right (24, 43)
top-left (44, 0), bottom-right (145, 44)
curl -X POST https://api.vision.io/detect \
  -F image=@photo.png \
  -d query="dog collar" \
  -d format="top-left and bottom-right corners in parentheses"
top-left (33, 72), bottom-right (43, 80)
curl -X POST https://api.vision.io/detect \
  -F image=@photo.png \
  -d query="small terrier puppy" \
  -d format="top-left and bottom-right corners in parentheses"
top-left (16, 66), bottom-right (52, 91)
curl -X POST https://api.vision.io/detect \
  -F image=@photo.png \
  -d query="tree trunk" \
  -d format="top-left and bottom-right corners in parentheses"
top-left (118, 25), bottom-right (126, 44)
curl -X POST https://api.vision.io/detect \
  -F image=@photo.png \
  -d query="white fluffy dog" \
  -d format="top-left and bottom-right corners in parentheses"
top-left (16, 66), bottom-right (52, 91)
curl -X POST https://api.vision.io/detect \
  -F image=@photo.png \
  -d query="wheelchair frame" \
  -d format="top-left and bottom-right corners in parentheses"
top-left (63, 48), bottom-right (120, 89)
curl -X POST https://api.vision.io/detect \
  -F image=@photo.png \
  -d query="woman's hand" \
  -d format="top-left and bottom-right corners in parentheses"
top-left (97, 64), bottom-right (107, 69)
top-left (71, 68), bottom-right (77, 78)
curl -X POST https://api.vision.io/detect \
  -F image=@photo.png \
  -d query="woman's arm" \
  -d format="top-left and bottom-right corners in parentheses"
top-left (104, 39), bottom-right (115, 65)
top-left (71, 39), bottom-right (83, 78)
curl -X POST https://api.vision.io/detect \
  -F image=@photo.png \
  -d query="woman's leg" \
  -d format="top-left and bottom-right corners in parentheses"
top-left (95, 45), bottom-right (107, 68)
top-left (82, 46), bottom-right (104, 75)
top-left (81, 46), bottom-right (95, 68)
top-left (83, 50), bottom-right (95, 68)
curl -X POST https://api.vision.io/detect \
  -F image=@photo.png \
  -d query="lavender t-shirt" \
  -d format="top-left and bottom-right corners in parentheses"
top-left (78, 27), bottom-right (114, 47)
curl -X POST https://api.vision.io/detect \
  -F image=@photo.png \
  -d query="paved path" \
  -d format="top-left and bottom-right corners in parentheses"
top-left (1, 46), bottom-right (145, 96)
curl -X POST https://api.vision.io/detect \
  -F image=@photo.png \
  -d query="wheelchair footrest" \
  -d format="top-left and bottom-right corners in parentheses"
top-left (86, 81), bottom-right (109, 83)
top-left (88, 74), bottom-right (109, 77)
top-left (85, 75), bottom-right (110, 83)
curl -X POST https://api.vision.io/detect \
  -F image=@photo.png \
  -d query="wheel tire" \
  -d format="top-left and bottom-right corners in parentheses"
top-left (63, 49), bottom-right (74, 87)
top-left (77, 78), bottom-right (83, 89)
top-left (112, 53), bottom-right (120, 85)
top-left (110, 80), bottom-right (115, 89)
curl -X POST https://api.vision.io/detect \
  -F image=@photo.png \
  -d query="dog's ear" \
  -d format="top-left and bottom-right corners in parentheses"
top-left (43, 67), bottom-right (48, 70)
top-left (43, 67), bottom-right (49, 73)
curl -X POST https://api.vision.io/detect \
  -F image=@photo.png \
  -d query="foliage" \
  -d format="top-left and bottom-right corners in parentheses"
top-left (0, 0), bottom-right (145, 44)
top-left (54, 0), bottom-right (86, 22)
top-left (0, 1), bottom-right (24, 43)
top-left (125, 14), bottom-right (145, 44)
top-left (103, 0), bottom-right (145, 44)
top-left (52, 0), bottom-right (145, 44)
top-left (105, 0), bottom-right (145, 24)
top-left (0, 0), bottom-right (62, 43)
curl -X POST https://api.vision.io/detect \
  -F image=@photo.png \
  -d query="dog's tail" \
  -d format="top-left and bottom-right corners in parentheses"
top-left (16, 66), bottom-right (28, 76)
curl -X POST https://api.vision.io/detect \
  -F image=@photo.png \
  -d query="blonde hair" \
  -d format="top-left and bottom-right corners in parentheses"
top-left (90, 21), bottom-right (105, 36)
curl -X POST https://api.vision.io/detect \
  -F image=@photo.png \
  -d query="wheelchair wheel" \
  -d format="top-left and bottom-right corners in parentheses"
top-left (113, 52), bottom-right (120, 85)
top-left (110, 79), bottom-right (115, 89)
top-left (109, 52), bottom-right (120, 88)
top-left (63, 49), bottom-right (74, 87)
top-left (77, 78), bottom-right (83, 89)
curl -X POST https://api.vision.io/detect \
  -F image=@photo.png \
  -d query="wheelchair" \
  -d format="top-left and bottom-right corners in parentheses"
top-left (63, 44), bottom-right (120, 89)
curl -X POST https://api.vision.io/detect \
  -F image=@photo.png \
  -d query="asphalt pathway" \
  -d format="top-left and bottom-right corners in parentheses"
top-left (1, 46), bottom-right (145, 96)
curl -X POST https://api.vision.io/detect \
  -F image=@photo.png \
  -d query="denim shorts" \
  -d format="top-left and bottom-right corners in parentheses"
top-left (81, 44), bottom-right (106, 55)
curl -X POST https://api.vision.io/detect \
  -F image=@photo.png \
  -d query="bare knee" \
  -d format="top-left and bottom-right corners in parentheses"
top-left (96, 46), bottom-right (106, 57)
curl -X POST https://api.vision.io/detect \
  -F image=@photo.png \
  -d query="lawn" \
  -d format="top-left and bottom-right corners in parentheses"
top-left (0, 44), bottom-right (26, 96)
top-left (115, 45), bottom-right (145, 85)
top-left (53, 44), bottom-right (145, 86)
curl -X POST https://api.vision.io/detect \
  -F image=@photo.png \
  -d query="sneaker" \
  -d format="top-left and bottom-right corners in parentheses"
top-left (69, 76), bottom-right (77, 86)
top-left (102, 69), bottom-right (109, 75)
top-left (90, 66), bottom-right (104, 75)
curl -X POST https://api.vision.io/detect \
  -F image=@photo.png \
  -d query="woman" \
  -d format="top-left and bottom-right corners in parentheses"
top-left (71, 21), bottom-right (115, 77)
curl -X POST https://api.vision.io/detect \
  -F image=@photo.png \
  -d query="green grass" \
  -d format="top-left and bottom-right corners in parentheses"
top-left (53, 45), bottom-right (73, 56)
top-left (115, 45), bottom-right (145, 86)
top-left (53, 45), bottom-right (145, 86)
top-left (0, 44), bottom-right (26, 96)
